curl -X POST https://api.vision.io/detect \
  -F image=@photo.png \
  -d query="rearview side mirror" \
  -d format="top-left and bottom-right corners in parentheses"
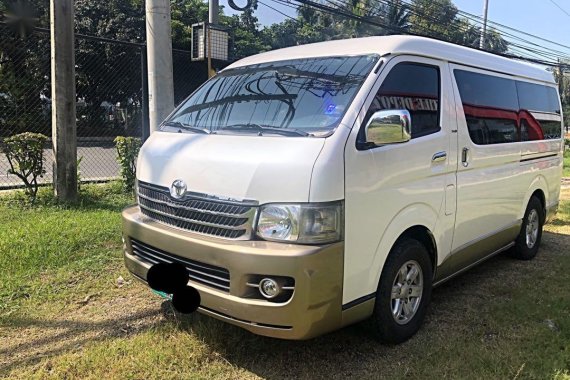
top-left (363, 109), bottom-right (411, 147)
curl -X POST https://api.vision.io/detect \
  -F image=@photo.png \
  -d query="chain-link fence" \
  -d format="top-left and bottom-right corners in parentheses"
top-left (0, 24), bottom-right (210, 189)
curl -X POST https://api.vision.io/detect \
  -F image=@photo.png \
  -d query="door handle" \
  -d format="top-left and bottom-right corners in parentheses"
top-left (432, 151), bottom-right (447, 163)
top-left (461, 147), bottom-right (469, 167)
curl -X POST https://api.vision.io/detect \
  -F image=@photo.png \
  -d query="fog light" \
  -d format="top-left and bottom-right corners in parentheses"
top-left (259, 278), bottom-right (280, 299)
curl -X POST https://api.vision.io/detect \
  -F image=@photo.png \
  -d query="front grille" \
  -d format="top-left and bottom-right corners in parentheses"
top-left (137, 181), bottom-right (257, 240)
top-left (131, 239), bottom-right (230, 292)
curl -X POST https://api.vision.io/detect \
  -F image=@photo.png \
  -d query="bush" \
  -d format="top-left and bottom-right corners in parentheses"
top-left (114, 136), bottom-right (141, 192)
top-left (1, 132), bottom-right (48, 202)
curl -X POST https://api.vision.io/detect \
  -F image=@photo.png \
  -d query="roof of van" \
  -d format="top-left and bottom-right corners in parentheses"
top-left (225, 35), bottom-right (554, 84)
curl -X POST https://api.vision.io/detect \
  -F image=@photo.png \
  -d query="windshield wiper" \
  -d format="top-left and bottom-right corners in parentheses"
top-left (162, 121), bottom-right (211, 134)
top-left (217, 123), bottom-right (310, 137)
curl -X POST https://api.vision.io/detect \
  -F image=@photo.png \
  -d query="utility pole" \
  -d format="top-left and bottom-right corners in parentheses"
top-left (208, 0), bottom-right (219, 78)
top-left (50, 0), bottom-right (77, 201)
top-left (146, 0), bottom-right (175, 132)
top-left (479, 0), bottom-right (489, 49)
top-left (557, 58), bottom-right (565, 104)
top-left (209, 0), bottom-right (219, 24)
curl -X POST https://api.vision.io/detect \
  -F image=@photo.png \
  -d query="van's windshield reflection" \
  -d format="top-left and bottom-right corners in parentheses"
top-left (163, 55), bottom-right (379, 137)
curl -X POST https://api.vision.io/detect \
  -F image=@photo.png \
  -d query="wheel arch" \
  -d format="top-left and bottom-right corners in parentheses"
top-left (399, 226), bottom-right (437, 279)
top-left (521, 175), bottom-right (548, 221)
top-left (368, 203), bottom-right (439, 292)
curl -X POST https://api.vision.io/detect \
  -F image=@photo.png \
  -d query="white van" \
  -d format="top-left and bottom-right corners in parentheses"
top-left (122, 36), bottom-right (563, 343)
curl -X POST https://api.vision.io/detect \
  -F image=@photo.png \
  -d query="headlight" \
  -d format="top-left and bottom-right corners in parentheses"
top-left (256, 202), bottom-right (342, 244)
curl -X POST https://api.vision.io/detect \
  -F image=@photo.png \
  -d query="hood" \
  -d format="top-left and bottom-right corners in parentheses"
top-left (137, 131), bottom-right (325, 204)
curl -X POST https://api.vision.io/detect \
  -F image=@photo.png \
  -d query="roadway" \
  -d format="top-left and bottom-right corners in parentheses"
top-left (0, 143), bottom-right (120, 189)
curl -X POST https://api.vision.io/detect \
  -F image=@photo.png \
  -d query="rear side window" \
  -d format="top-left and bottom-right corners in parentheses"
top-left (454, 69), bottom-right (562, 144)
top-left (516, 81), bottom-right (561, 141)
top-left (516, 81), bottom-right (560, 114)
top-left (369, 62), bottom-right (441, 138)
top-left (454, 70), bottom-right (519, 145)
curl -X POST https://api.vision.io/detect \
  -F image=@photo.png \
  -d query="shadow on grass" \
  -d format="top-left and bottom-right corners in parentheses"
top-left (175, 234), bottom-right (569, 379)
top-left (2, 231), bottom-right (567, 378)
top-left (0, 308), bottom-right (161, 375)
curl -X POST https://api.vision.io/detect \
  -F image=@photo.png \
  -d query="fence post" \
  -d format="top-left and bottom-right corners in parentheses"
top-left (141, 47), bottom-right (150, 141)
top-left (50, 0), bottom-right (77, 201)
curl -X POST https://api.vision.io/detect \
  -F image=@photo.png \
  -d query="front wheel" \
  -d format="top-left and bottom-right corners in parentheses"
top-left (511, 196), bottom-right (544, 260)
top-left (370, 237), bottom-right (433, 344)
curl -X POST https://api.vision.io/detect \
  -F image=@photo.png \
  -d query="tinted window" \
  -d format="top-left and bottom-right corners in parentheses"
top-left (517, 81), bottom-right (561, 141)
top-left (454, 70), bottom-right (519, 144)
top-left (455, 70), bottom-right (519, 111)
top-left (368, 63), bottom-right (440, 138)
top-left (516, 81), bottom-right (560, 114)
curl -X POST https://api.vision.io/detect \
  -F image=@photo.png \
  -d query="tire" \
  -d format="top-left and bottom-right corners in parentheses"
top-left (370, 237), bottom-right (433, 344)
top-left (511, 196), bottom-right (544, 260)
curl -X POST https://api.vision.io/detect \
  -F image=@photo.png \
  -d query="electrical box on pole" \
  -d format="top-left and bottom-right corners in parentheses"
top-left (191, 22), bottom-right (229, 78)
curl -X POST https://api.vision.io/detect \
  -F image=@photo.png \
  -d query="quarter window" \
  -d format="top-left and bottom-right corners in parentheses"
top-left (516, 81), bottom-right (560, 114)
top-left (516, 81), bottom-right (561, 140)
top-left (368, 62), bottom-right (441, 138)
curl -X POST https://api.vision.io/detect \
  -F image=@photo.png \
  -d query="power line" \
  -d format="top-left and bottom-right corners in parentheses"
top-left (341, 0), bottom-right (570, 63)
top-left (373, 0), bottom-right (570, 59)
top-left (268, 0), bottom-right (300, 11)
top-left (258, 0), bottom-right (299, 22)
top-left (266, 0), bottom-right (570, 68)
top-left (285, 0), bottom-right (570, 68)
top-left (455, 7), bottom-right (570, 51)
top-left (548, 0), bottom-right (570, 18)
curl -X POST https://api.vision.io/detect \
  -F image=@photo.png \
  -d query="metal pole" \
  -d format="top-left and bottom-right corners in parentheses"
top-left (479, 0), bottom-right (489, 49)
top-left (207, 25), bottom-right (213, 78)
top-left (209, 0), bottom-right (219, 24)
top-left (50, 0), bottom-right (77, 201)
top-left (208, 0), bottom-right (218, 78)
top-left (141, 47), bottom-right (150, 141)
top-left (146, 0), bottom-right (175, 133)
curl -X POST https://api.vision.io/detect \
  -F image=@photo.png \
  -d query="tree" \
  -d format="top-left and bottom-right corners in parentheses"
top-left (74, 0), bottom-right (145, 135)
top-left (262, 18), bottom-right (300, 50)
top-left (409, 0), bottom-right (458, 40)
top-left (0, 0), bottom-right (50, 136)
top-left (381, 0), bottom-right (410, 34)
top-left (451, 18), bottom-right (508, 54)
top-left (482, 28), bottom-right (509, 54)
top-left (221, 1), bottom-right (270, 59)
top-left (171, 0), bottom-right (209, 49)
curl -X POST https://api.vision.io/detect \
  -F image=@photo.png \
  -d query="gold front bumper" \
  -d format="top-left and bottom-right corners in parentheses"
top-left (122, 205), bottom-right (345, 339)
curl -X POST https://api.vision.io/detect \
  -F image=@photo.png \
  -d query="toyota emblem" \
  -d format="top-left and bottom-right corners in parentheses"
top-left (170, 179), bottom-right (187, 199)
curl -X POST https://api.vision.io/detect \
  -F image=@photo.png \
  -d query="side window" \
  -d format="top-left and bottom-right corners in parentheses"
top-left (516, 81), bottom-right (562, 141)
top-left (368, 62), bottom-right (441, 138)
top-left (454, 70), bottom-right (519, 145)
top-left (517, 81), bottom-right (560, 114)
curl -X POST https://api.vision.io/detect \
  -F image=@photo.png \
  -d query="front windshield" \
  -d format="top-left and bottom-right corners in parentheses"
top-left (165, 54), bottom-right (379, 136)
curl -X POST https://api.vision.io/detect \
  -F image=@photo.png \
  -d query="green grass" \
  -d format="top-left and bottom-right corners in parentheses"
top-left (1, 183), bottom-right (570, 379)
top-left (0, 183), bottom-right (133, 316)
top-left (368, 123), bottom-right (407, 143)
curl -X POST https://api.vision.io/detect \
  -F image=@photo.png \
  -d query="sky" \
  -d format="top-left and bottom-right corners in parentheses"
top-left (222, 0), bottom-right (570, 53)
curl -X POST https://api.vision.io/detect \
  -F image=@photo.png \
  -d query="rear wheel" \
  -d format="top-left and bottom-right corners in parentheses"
top-left (511, 196), bottom-right (544, 260)
top-left (370, 237), bottom-right (432, 344)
